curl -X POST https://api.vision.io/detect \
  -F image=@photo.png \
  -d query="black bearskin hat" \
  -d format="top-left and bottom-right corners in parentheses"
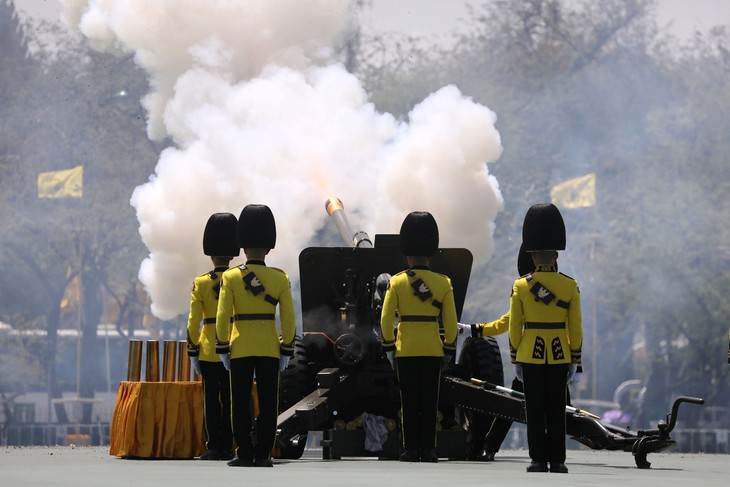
top-left (522, 203), bottom-right (566, 252)
top-left (399, 211), bottom-right (439, 257)
top-left (517, 242), bottom-right (534, 277)
top-left (238, 204), bottom-right (276, 249)
top-left (203, 213), bottom-right (239, 257)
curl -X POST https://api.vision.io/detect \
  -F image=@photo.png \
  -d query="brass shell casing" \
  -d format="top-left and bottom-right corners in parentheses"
top-left (126, 340), bottom-right (143, 382)
top-left (177, 340), bottom-right (190, 381)
top-left (162, 340), bottom-right (177, 382)
top-left (145, 340), bottom-right (160, 382)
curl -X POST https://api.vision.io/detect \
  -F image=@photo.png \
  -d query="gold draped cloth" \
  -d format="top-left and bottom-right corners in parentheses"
top-left (109, 381), bottom-right (206, 459)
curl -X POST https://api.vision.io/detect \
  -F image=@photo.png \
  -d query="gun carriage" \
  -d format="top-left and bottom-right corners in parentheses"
top-left (275, 198), bottom-right (703, 468)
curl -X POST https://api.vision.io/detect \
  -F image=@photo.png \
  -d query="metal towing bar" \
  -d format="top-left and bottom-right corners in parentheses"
top-left (441, 376), bottom-right (705, 469)
top-left (277, 370), bottom-right (704, 469)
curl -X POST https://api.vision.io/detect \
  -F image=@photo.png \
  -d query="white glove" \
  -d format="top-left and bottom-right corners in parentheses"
top-left (513, 363), bottom-right (523, 382)
top-left (455, 323), bottom-right (471, 365)
top-left (386, 350), bottom-right (396, 370)
top-left (218, 353), bottom-right (231, 371)
top-left (279, 355), bottom-right (290, 371)
top-left (190, 356), bottom-right (202, 376)
top-left (567, 363), bottom-right (580, 384)
top-left (457, 322), bottom-right (472, 334)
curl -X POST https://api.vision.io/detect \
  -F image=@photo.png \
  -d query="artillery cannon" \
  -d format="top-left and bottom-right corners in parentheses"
top-left (275, 198), bottom-right (704, 468)
top-left (276, 197), bottom-right (472, 459)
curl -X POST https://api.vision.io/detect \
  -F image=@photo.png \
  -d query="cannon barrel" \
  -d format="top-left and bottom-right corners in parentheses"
top-left (325, 197), bottom-right (372, 248)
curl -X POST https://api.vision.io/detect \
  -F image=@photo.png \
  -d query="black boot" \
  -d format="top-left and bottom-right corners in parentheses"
top-left (420, 448), bottom-right (438, 463)
top-left (227, 456), bottom-right (254, 467)
top-left (526, 461), bottom-right (549, 472)
top-left (476, 450), bottom-right (495, 462)
top-left (198, 449), bottom-right (221, 460)
top-left (399, 450), bottom-right (420, 462)
top-left (550, 463), bottom-right (568, 473)
top-left (254, 457), bottom-right (274, 467)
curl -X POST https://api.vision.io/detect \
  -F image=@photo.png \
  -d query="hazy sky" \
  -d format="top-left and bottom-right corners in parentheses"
top-left (362, 0), bottom-right (730, 40)
top-left (13, 0), bottom-right (730, 42)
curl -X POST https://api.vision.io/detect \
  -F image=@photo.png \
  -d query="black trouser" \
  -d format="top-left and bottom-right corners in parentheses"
top-left (522, 363), bottom-right (569, 464)
top-left (396, 356), bottom-right (442, 451)
top-left (230, 356), bottom-right (279, 460)
top-left (199, 360), bottom-right (233, 452)
top-left (466, 377), bottom-right (523, 456)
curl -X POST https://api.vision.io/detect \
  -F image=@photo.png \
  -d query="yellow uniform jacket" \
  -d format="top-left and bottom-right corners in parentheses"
top-left (380, 266), bottom-right (458, 357)
top-left (508, 265), bottom-right (582, 365)
top-left (187, 266), bottom-right (229, 362)
top-left (215, 261), bottom-right (296, 359)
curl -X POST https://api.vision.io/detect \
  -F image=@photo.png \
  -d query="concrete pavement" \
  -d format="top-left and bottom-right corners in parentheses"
top-left (2, 446), bottom-right (727, 487)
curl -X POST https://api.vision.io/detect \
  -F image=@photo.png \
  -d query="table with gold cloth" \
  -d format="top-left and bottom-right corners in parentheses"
top-left (109, 381), bottom-right (206, 459)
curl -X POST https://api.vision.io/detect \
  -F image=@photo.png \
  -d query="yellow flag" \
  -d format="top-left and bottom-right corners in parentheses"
top-left (38, 165), bottom-right (83, 199)
top-left (550, 173), bottom-right (595, 209)
top-left (60, 275), bottom-right (80, 314)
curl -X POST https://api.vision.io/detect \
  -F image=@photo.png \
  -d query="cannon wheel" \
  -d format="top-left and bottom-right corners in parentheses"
top-left (277, 339), bottom-right (319, 459)
top-left (457, 336), bottom-right (504, 459)
top-left (333, 332), bottom-right (365, 366)
top-left (460, 336), bottom-right (504, 385)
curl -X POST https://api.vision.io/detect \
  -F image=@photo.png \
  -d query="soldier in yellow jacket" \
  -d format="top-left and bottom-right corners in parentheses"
top-left (509, 203), bottom-right (582, 474)
top-left (186, 213), bottom-right (238, 461)
top-left (461, 243), bottom-right (534, 462)
top-left (380, 211), bottom-right (458, 463)
top-left (215, 204), bottom-right (296, 468)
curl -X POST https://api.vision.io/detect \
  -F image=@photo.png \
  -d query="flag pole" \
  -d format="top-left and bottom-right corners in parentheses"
top-left (76, 217), bottom-right (83, 403)
top-left (588, 180), bottom-right (599, 400)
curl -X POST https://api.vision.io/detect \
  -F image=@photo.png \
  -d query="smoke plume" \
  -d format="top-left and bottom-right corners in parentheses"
top-left (61, 0), bottom-right (503, 320)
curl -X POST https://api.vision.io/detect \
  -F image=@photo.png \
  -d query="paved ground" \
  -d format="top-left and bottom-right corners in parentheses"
top-left (2, 446), bottom-right (727, 487)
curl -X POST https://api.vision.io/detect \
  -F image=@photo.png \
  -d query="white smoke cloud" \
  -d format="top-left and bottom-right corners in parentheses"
top-left (62, 0), bottom-right (504, 320)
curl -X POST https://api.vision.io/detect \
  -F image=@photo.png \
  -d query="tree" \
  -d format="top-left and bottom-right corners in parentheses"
top-left (355, 0), bottom-right (729, 421)
top-left (0, 5), bottom-right (162, 423)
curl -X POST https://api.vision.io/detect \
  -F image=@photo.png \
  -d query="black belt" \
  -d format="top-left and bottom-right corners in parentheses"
top-left (524, 322), bottom-right (565, 330)
top-left (235, 313), bottom-right (276, 321)
top-left (204, 317), bottom-right (235, 324)
top-left (399, 315), bottom-right (438, 322)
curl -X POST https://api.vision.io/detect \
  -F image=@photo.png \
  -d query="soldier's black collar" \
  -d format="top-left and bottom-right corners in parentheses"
top-left (246, 260), bottom-right (266, 266)
top-left (409, 265), bottom-right (430, 270)
top-left (534, 264), bottom-right (557, 272)
top-left (213, 266), bottom-right (228, 272)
